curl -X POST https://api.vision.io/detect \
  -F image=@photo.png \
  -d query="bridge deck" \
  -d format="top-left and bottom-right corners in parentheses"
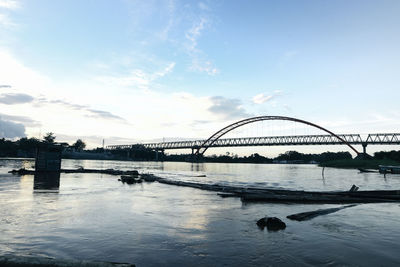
top-left (107, 133), bottom-right (400, 150)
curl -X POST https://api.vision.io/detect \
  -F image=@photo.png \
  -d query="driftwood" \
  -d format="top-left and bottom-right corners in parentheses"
top-left (287, 205), bottom-right (357, 221)
top-left (148, 176), bottom-right (400, 204)
top-left (358, 168), bottom-right (378, 173)
top-left (9, 168), bottom-right (139, 176)
top-left (239, 190), bottom-right (400, 204)
top-left (9, 167), bottom-right (400, 204)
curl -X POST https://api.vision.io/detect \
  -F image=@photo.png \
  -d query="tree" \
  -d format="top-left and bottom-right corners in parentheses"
top-left (43, 132), bottom-right (56, 143)
top-left (72, 139), bottom-right (86, 151)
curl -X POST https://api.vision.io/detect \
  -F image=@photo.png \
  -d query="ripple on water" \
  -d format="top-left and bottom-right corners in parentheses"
top-left (1, 159), bottom-right (400, 266)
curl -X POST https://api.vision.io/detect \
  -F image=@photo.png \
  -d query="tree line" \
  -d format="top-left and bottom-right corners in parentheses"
top-left (0, 133), bottom-right (86, 157)
top-left (1, 134), bottom-right (400, 164)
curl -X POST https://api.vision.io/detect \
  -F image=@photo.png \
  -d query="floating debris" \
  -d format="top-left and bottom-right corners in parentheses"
top-left (287, 205), bottom-right (357, 221)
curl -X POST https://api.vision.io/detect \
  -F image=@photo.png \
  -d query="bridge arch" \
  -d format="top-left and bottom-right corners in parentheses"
top-left (195, 116), bottom-right (360, 155)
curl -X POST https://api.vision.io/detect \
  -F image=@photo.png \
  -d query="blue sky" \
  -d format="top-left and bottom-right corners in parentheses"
top-left (1, 0), bottom-right (400, 155)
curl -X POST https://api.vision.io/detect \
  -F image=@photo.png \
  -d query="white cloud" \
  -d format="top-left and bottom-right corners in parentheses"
top-left (0, 0), bottom-right (19, 9)
top-left (0, 13), bottom-right (14, 27)
top-left (185, 17), bottom-right (219, 75)
top-left (0, 0), bottom-right (19, 28)
top-left (185, 17), bottom-right (207, 52)
top-left (95, 62), bottom-right (175, 91)
top-left (96, 69), bottom-right (150, 90)
top-left (190, 59), bottom-right (218, 75)
top-left (153, 62), bottom-right (176, 78)
top-left (252, 90), bottom-right (282, 104)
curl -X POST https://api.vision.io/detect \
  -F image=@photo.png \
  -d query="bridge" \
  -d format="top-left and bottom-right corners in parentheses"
top-left (107, 133), bottom-right (400, 155)
top-left (107, 116), bottom-right (400, 156)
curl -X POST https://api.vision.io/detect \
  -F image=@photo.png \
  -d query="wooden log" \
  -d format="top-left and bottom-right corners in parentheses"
top-left (287, 205), bottom-right (357, 221)
top-left (240, 192), bottom-right (399, 204)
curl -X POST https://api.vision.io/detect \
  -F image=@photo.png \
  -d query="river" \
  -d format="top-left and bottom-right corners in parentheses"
top-left (1, 158), bottom-right (400, 266)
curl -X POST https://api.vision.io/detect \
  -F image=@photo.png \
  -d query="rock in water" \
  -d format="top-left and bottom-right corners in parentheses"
top-left (256, 217), bottom-right (267, 228)
top-left (257, 217), bottom-right (286, 231)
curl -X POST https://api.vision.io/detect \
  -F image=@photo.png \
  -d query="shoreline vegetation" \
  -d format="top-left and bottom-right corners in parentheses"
top-left (1, 134), bottom-right (399, 169)
top-left (319, 158), bottom-right (400, 169)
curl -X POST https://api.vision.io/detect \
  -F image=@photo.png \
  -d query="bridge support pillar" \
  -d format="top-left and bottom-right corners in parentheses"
top-left (155, 149), bottom-right (164, 161)
top-left (362, 143), bottom-right (367, 155)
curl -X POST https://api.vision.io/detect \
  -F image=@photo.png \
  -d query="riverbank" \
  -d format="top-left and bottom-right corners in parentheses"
top-left (319, 158), bottom-right (400, 169)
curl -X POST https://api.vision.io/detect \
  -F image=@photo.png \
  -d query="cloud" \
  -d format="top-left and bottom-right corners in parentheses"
top-left (208, 96), bottom-right (251, 120)
top-left (0, 13), bottom-right (13, 27)
top-left (0, 117), bottom-right (25, 138)
top-left (0, 84), bottom-right (11, 88)
top-left (85, 109), bottom-right (126, 121)
top-left (185, 17), bottom-right (218, 75)
top-left (95, 69), bottom-right (150, 90)
top-left (252, 90), bottom-right (282, 104)
top-left (95, 62), bottom-right (175, 91)
top-left (186, 17), bottom-right (207, 52)
top-left (0, 0), bottom-right (20, 9)
top-left (0, 1), bottom-right (19, 28)
top-left (36, 97), bottom-right (126, 122)
top-left (0, 113), bottom-right (41, 127)
top-left (0, 93), bottom-right (34, 104)
top-left (153, 62), bottom-right (175, 78)
top-left (36, 97), bottom-right (87, 110)
top-left (190, 58), bottom-right (218, 75)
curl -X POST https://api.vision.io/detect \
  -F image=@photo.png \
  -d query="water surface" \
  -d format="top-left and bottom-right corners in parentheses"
top-left (1, 159), bottom-right (399, 266)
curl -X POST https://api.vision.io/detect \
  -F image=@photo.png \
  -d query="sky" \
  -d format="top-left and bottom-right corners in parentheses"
top-left (1, 0), bottom-right (400, 156)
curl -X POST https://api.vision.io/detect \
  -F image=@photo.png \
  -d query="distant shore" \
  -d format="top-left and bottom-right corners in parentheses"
top-left (319, 159), bottom-right (400, 169)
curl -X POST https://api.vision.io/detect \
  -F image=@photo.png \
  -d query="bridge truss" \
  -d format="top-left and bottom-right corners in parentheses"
top-left (106, 133), bottom-right (400, 151)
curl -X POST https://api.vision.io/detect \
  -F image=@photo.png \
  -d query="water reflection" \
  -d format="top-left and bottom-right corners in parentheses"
top-left (33, 172), bottom-right (60, 193)
top-left (191, 163), bottom-right (204, 172)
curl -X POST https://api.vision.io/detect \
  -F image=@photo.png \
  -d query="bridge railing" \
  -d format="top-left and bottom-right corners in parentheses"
top-left (107, 134), bottom-right (369, 150)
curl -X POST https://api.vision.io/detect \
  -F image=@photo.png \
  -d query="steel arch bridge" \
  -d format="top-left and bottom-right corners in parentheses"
top-left (107, 133), bottom-right (400, 154)
top-left (194, 116), bottom-right (361, 155)
top-left (108, 116), bottom-right (400, 155)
